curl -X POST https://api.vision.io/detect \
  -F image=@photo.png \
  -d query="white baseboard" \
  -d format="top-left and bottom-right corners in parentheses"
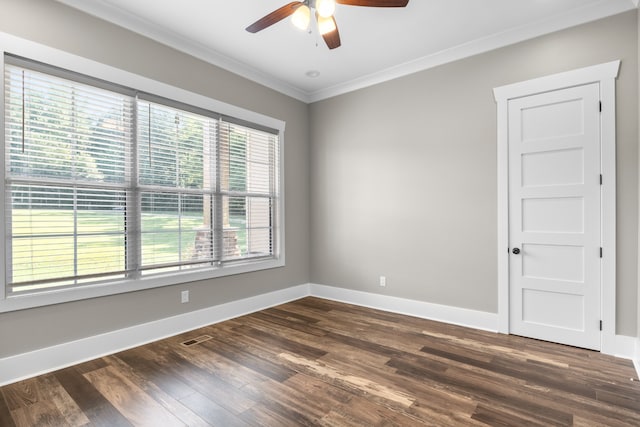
top-left (602, 333), bottom-right (637, 360)
top-left (0, 284), bottom-right (310, 386)
top-left (309, 283), bottom-right (499, 332)
top-left (634, 340), bottom-right (640, 379)
top-left (0, 283), bottom-right (498, 386)
top-left (2, 282), bottom-right (636, 386)
top-left (309, 284), bottom-right (638, 362)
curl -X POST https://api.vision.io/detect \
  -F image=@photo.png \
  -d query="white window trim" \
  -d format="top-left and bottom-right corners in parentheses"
top-left (493, 60), bottom-right (620, 355)
top-left (0, 32), bottom-right (286, 313)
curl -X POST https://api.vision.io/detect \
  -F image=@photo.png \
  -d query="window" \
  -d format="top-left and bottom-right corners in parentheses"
top-left (2, 53), bottom-right (282, 307)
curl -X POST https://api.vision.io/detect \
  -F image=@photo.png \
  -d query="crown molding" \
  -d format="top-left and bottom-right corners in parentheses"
top-left (56, 0), bottom-right (636, 104)
top-left (54, 0), bottom-right (310, 102)
top-left (307, 0), bottom-right (637, 102)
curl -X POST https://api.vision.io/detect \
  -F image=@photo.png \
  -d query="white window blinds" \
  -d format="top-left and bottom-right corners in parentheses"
top-left (137, 99), bottom-right (216, 271)
top-left (3, 56), bottom-right (281, 296)
top-left (219, 121), bottom-right (278, 260)
top-left (5, 62), bottom-right (133, 292)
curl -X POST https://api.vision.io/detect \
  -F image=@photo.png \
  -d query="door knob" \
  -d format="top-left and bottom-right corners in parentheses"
top-left (512, 248), bottom-right (520, 255)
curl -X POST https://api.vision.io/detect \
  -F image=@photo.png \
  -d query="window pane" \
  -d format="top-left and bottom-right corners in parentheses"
top-left (12, 236), bottom-right (75, 284)
top-left (5, 61), bottom-right (132, 292)
top-left (141, 192), bottom-right (213, 270)
top-left (183, 193), bottom-right (213, 262)
top-left (224, 195), bottom-right (244, 259)
top-left (228, 130), bottom-right (247, 192)
top-left (138, 101), bottom-right (213, 190)
top-left (8, 185), bottom-right (127, 290)
top-left (246, 197), bottom-right (272, 256)
top-left (142, 231), bottom-right (180, 266)
top-left (5, 65), bottom-right (131, 183)
top-left (77, 235), bottom-right (125, 276)
top-left (219, 122), bottom-right (276, 195)
top-left (76, 189), bottom-right (126, 233)
top-left (10, 185), bottom-right (74, 236)
top-left (223, 196), bottom-right (272, 259)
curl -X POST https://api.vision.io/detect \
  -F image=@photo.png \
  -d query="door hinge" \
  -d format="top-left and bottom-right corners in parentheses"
top-left (599, 320), bottom-right (603, 331)
top-left (600, 247), bottom-right (603, 258)
top-left (600, 174), bottom-right (603, 185)
top-left (599, 101), bottom-right (602, 112)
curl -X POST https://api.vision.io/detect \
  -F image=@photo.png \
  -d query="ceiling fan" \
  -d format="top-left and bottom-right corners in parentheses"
top-left (245, 0), bottom-right (410, 50)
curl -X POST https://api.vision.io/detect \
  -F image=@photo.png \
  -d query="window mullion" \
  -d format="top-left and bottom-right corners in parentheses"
top-left (175, 114), bottom-right (182, 267)
top-left (127, 96), bottom-right (141, 279)
top-left (3, 66), bottom-right (17, 295)
top-left (270, 135), bottom-right (277, 256)
top-left (71, 87), bottom-right (79, 281)
top-left (73, 186), bottom-right (78, 280)
top-left (214, 119), bottom-right (223, 265)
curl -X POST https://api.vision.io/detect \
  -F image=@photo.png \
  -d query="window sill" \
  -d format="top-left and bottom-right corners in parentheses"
top-left (0, 257), bottom-right (285, 313)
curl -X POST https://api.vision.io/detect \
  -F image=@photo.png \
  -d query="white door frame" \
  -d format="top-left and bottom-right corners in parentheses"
top-left (493, 61), bottom-right (620, 354)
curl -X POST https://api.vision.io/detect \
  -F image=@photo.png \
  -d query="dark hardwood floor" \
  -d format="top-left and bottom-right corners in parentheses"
top-left (2, 297), bottom-right (640, 426)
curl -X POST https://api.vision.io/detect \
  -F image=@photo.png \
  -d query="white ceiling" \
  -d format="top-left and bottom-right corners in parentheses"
top-left (56, 0), bottom-right (638, 103)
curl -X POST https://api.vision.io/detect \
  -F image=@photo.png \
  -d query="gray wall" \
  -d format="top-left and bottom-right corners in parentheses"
top-left (0, 0), bottom-right (310, 358)
top-left (310, 11), bottom-right (639, 336)
top-left (1, 1), bottom-right (638, 361)
top-left (637, 7), bottom-right (640, 356)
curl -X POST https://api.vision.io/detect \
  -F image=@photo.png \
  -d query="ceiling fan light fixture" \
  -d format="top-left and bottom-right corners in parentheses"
top-left (246, 0), bottom-right (409, 49)
top-left (291, 4), bottom-right (311, 30)
top-left (316, 0), bottom-right (336, 18)
top-left (317, 15), bottom-right (336, 35)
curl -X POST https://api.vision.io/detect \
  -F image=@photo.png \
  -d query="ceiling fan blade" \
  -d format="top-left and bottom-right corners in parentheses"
top-left (321, 17), bottom-right (341, 50)
top-left (336, 0), bottom-right (409, 6)
top-left (246, 2), bottom-right (303, 33)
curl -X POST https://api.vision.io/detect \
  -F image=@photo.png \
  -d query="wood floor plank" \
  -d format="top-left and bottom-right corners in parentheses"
top-left (153, 349), bottom-right (258, 416)
top-left (178, 391), bottom-right (249, 427)
top-left (238, 401), bottom-right (308, 427)
top-left (389, 357), bottom-right (576, 425)
top-left (279, 352), bottom-right (416, 408)
top-left (3, 377), bottom-right (82, 427)
top-left (113, 348), bottom-right (198, 401)
top-left (104, 355), bottom-right (213, 427)
top-left (420, 329), bottom-right (570, 368)
top-left (238, 379), bottom-right (326, 425)
top-left (316, 345), bottom-right (483, 425)
top-left (250, 310), bottom-right (328, 337)
top-left (320, 395), bottom-right (429, 427)
top-left (283, 372), bottom-right (353, 407)
top-left (2, 378), bottom-right (40, 411)
top-left (231, 324), bottom-right (328, 360)
top-left (471, 403), bottom-right (547, 427)
top-left (172, 341), bottom-right (266, 390)
top-left (9, 401), bottom-right (69, 427)
top-left (55, 367), bottom-right (133, 427)
top-left (0, 389), bottom-right (17, 427)
top-left (73, 358), bottom-right (109, 375)
top-left (35, 375), bottom-right (90, 426)
top-left (2, 296), bottom-right (640, 426)
top-left (262, 305), bottom-right (325, 325)
top-left (198, 332), bottom-right (297, 383)
top-left (240, 314), bottom-right (392, 368)
top-left (83, 365), bottom-right (185, 426)
top-left (420, 344), bottom-right (597, 400)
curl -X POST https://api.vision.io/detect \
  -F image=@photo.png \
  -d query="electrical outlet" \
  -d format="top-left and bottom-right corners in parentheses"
top-left (379, 276), bottom-right (386, 287)
top-left (181, 290), bottom-right (189, 303)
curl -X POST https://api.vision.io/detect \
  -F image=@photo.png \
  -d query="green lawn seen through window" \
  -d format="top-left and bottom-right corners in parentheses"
top-left (10, 209), bottom-right (247, 286)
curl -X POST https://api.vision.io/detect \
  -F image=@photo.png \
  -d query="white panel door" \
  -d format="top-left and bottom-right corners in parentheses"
top-left (508, 83), bottom-right (601, 350)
